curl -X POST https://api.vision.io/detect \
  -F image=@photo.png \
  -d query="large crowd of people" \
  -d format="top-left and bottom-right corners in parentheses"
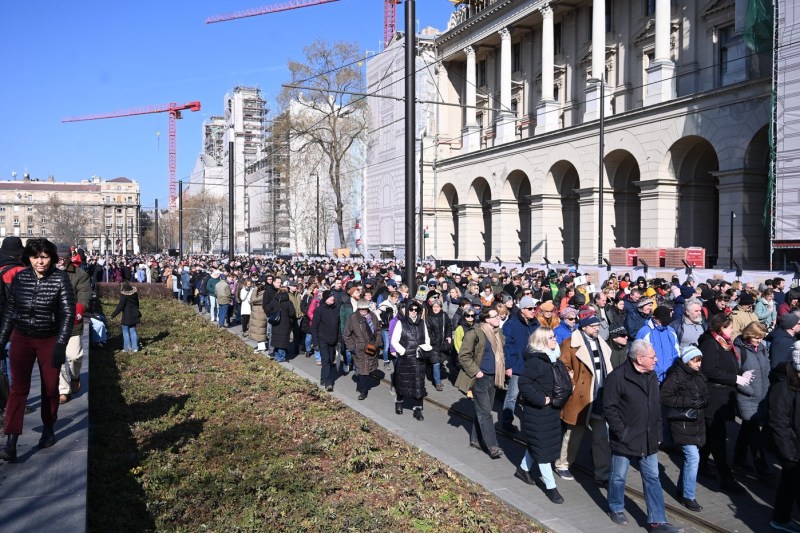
top-left (2, 242), bottom-right (800, 532)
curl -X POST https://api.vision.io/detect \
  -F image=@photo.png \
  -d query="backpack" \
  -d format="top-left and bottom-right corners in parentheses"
top-left (0, 264), bottom-right (18, 316)
top-left (551, 359), bottom-right (574, 408)
top-left (379, 306), bottom-right (394, 329)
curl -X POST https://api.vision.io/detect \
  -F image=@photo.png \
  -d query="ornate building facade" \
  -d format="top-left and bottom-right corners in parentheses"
top-left (427, 0), bottom-right (771, 268)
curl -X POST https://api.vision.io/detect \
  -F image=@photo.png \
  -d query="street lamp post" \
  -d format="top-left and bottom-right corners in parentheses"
top-left (178, 180), bottom-right (183, 260)
top-left (588, 76), bottom-right (606, 266)
top-left (730, 211), bottom-right (736, 269)
top-left (315, 172), bottom-right (320, 256)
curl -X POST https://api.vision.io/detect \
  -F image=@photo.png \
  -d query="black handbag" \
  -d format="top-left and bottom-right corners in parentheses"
top-left (666, 406), bottom-right (699, 421)
top-left (268, 311), bottom-right (281, 326)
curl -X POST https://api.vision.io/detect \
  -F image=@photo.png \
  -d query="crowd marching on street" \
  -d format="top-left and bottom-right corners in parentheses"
top-left (2, 238), bottom-right (800, 532)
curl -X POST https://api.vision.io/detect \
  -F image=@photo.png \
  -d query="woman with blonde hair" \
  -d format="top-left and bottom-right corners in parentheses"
top-left (514, 327), bottom-right (565, 504)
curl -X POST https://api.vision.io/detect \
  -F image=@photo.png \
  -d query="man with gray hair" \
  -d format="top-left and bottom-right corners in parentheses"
top-left (670, 298), bottom-right (706, 350)
top-left (604, 339), bottom-right (684, 533)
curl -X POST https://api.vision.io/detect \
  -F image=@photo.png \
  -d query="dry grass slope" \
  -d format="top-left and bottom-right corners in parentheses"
top-left (88, 296), bottom-right (543, 532)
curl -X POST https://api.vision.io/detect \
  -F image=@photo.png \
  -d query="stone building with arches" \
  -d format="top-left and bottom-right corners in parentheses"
top-left (425, 0), bottom-right (772, 268)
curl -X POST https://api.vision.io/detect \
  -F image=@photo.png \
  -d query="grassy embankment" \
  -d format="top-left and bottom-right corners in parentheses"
top-left (88, 291), bottom-right (543, 532)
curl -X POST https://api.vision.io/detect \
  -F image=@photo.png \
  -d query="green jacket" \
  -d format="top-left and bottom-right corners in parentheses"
top-left (65, 263), bottom-right (92, 337)
top-left (454, 326), bottom-right (506, 393)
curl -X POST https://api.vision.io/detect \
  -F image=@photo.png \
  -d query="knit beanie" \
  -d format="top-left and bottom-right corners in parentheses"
top-left (681, 345), bottom-right (703, 364)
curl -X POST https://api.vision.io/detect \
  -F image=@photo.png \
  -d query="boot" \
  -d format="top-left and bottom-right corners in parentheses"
top-left (0, 435), bottom-right (18, 462)
top-left (395, 401), bottom-right (403, 415)
top-left (39, 425), bottom-right (56, 449)
top-left (413, 407), bottom-right (424, 421)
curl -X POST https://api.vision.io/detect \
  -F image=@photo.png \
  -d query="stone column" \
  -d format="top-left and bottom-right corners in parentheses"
top-left (634, 178), bottom-right (679, 247)
top-left (576, 188), bottom-right (598, 265)
top-left (496, 28), bottom-right (515, 143)
top-left (535, 4), bottom-right (560, 134)
top-left (456, 204), bottom-right (484, 259)
top-left (584, 0), bottom-right (612, 122)
top-left (462, 47), bottom-right (480, 153)
top-left (644, 0), bottom-right (676, 105)
top-left (715, 170), bottom-right (769, 268)
top-left (490, 199), bottom-right (521, 261)
top-left (433, 206), bottom-right (457, 260)
top-left (529, 193), bottom-right (563, 262)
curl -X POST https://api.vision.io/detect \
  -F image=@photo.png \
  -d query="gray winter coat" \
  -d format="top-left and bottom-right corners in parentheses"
top-left (733, 336), bottom-right (771, 422)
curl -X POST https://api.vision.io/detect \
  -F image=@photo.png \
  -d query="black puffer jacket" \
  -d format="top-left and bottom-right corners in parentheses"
top-left (394, 316), bottom-right (428, 399)
top-left (0, 265), bottom-right (75, 345)
top-left (660, 359), bottom-right (708, 447)
top-left (699, 332), bottom-right (739, 421)
top-left (267, 291), bottom-right (297, 350)
top-left (518, 349), bottom-right (562, 463)
top-left (425, 309), bottom-right (452, 365)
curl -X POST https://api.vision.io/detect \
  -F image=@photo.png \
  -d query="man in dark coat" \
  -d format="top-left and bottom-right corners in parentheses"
top-left (768, 311), bottom-right (800, 372)
top-left (501, 295), bottom-right (539, 431)
top-left (604, 339), bottom-right (683, 533)
top-left (311, 290), bottom-right (339, 392)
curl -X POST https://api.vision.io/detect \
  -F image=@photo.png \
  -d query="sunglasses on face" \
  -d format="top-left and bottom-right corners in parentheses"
top-left (465, 314), bottom-right (475, 318)
top-left (524, 307), bottom-right (536, 311)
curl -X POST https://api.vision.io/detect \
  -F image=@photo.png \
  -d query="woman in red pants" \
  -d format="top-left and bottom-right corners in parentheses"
top-left (0, 238), bottom-right (75, 462)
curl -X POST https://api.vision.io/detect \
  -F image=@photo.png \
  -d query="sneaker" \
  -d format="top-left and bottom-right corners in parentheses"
top-left (488, 447), bottom-right (503, 459)
top-left (771, 520), bottom-right (800, 533)
top-left (384, 361), bottom-right (391, 369)
top-left (648, 523), bottom-right (684, 533)
top-left (59, 394), bottom-right (71, 405)
top-left (435, 383), bottom-right (443, 391)
top-left (608, 511), bottom-right (629, 526)
top-left (325, 385), bottom-right (334, 392)
top-left (555, 468), bottom-right (574, 481)
top-left (316, 360), bottom-right (322, 366)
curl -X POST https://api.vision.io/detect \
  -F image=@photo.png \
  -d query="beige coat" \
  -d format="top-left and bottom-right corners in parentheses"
top-left (559, 328), bottom-right (613, 427)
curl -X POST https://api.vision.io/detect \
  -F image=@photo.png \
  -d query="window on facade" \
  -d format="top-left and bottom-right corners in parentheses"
top-left (511, 100), bottom-right (519, 117)
top-left (478, 59), bottom-right (487, 87)
top-left (0, 216), bottom-right (4, 223)
top-left (645, 0), bottom-right (656, 16)
top-left (512, 42), bottom-right (521, 72)
top-left (27, 206), bottom-right (32, 212)
top-left (41, 229), bottom-right (47, 236)
top-left (26, 216), bottom-right (33, 224)
top-left (554, 23), bottom-right (562, 55)
top-left (117, 208), bottom-right (122, 214)
top-left (719, 26), bottom-right (734, 74)
top-left (0, 227), bottom-right (5, 236)
top-left (606, 1), bottom-right (613, 32)
top-left (477, 112), bottom-right (484, 132)
top-left (27, 228), bottom-right (33, 236)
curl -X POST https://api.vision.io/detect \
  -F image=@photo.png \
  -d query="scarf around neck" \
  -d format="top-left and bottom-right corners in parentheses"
top-left (480, 322), bottom-right (506, 389)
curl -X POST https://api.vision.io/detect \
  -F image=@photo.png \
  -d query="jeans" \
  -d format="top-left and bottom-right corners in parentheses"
top-left (121, 325), bottom-right (139, 352)
top-left (197, 294), bottom-right (208, 312)
top-left (304, 334), bottom-right (320, 362)
top-left (679, 445), bottom-right (700, 500)
top-left (381, 329), bottom-right (390, 363)
top-left (502, 374), bottom-right (519, 425)
top-left (218, 304), bottom-right (229, 327)
top-left (209, 295), bottom-right (218, 322)
top-left (432, 362), bottom-right (441, 385)
top-left (608, 452), bottom-right (666, 524)
top-left (518, 451), bottom-right (556, 490)
top-left (273, 348), bottom-right (287, 362)
top-left (470, 374), bottom-right (499, 449)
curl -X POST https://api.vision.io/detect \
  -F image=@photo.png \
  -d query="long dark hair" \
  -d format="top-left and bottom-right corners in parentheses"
top-left (708, 313), bottom-right (732, 334)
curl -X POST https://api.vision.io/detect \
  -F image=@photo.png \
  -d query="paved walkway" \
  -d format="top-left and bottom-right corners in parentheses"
top-left (211, 315), bottom-right (787, 533)
top-left (0, 326), bottom-right (89, 533)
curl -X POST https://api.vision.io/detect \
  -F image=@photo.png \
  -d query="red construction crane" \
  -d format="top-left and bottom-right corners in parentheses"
top-left (384, 0), bottom-right (402, 48)
top-left (207, 0), bottom-right (398, 50)
top-left (62, 101), bottom-right (201, 208)
top-left (205, 0), bottom-right (341, 24)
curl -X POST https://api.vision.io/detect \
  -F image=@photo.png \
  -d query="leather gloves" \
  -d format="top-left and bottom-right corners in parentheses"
top-left (51, 343), bottom-right (67, 369)
top-left (689, 397), bottom-right (705, 410)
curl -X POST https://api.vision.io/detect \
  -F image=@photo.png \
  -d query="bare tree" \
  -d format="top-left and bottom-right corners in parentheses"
top-left (279, 39), bottom-right (369, 249)
top-left (36, 195), bottom-right (92, 246)
top-left (183, 191), bottom-right (225, 252)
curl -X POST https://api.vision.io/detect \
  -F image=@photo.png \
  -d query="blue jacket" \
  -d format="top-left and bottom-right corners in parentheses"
top-left (554, 321), bottom-right (574, 345)
top-left (625, 306), bottom-right (649, 338)
top-left (502, 310), bottom-right (539, 375)
top-left (635, 318), bottom-right (680, 382)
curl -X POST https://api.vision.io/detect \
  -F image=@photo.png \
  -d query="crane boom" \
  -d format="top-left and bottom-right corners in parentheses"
top-left (61, 101), bottom-right (201, 208)
top-left (206, 0), bottom-right (340, 24)
top-left (62, 101), bottom-right (201, 123)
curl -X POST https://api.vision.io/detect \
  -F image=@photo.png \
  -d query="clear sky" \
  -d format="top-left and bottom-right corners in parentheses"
top-left (0, 0), bottom-right (455, 208)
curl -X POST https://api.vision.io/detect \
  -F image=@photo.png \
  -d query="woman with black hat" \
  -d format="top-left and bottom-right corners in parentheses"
top-left (390, 299), bottom-right (431, 420)
top-left (0, 238), bottom-right (75, 461)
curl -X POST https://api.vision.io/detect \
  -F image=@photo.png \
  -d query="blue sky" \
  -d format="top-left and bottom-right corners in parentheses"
top-left (0, 0), bottom-right (454, 208)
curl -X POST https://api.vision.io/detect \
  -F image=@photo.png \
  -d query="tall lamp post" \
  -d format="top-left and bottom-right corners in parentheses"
top-left (314, 172), bottom-right (320, 256)
top-left (730, 211), bottom-right (736, 269)
top-left (178, 180), bottom-right (183, 260)
top-left (589, 76), bottom-right (606, 265)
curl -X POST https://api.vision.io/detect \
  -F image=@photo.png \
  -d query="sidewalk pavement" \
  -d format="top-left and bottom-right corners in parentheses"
top-left (217, 315), bottom-right (783, 533)
top-left (0, 325), bottom-right (89, 533)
